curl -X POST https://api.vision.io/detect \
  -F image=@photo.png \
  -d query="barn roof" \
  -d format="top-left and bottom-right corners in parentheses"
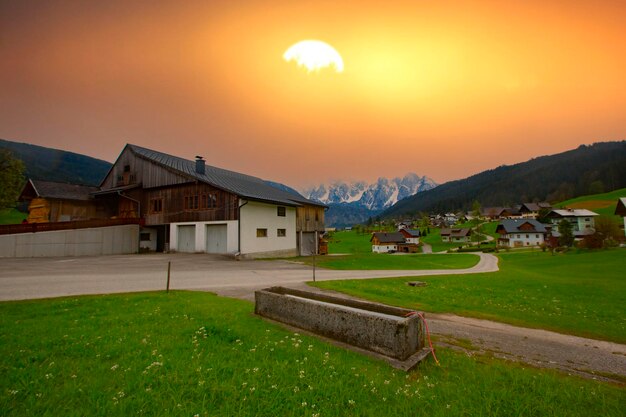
top-left (496, 219), bottom-right (547, 234)
top-left (21, 179), bottom-right (98, 201)
top-left (125, 144), bottom-right (323, 208)
top-left (370, 232), bottom-right (405, 243)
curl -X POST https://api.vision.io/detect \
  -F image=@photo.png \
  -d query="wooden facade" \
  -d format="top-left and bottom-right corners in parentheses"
top-left (296, 205), bottom-right (325, 233)
top-left (100, 147), bottom-right (239, 226)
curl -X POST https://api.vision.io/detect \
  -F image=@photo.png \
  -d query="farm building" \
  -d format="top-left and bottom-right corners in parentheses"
top-left (496, 219), bottom-right (547, 247)
top-left (370, 232), bottom-right (405, 253)
top-left (19, 179), bottom-right (102, 223)
top-left (440, 228), bottom-right (472, 243)
top-left (95, 144), bottom-right (325, 257)
top-left (614, 197), bottom-right (626, 237)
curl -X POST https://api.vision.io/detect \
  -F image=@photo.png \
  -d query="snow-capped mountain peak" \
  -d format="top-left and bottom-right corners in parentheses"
top-left (302, 173), bottom-right (437, 211)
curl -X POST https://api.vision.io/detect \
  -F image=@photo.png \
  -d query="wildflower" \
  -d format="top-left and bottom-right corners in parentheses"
top-left (348, 399), bottom-right (355, 405)
top-left (301, 401), bottom-right (307, 407)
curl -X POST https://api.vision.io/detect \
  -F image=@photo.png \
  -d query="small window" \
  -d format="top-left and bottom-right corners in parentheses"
top-left (184, 195), bottom-right (199, 210)
top-left (315, 209), bottom-right (319, 221)
top-left (277, 206), bottom-right (286, 217)
top-left (150, 198), bottom-right (163, 213)
top-left (124, 164), bottom-right (131, 172)
top-left (140, 233), bottom-right (151, 241)
top-left (257, 228), bottom-right (268, 237)
top-left (277, 228), bottom-right (286, 237)
top-left (536, 234), bottom-right (539, 238)
top-left (526, 234), bottom-right (529, 238)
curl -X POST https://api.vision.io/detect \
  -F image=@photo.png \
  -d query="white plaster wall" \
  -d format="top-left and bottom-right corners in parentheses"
top-left (506, 233), bottom-right (544, 247)
top-left (372, 244), bottom-right (397, 253)
top-left (169, 221), bottom-right (238, 253)
top-left (406, 237), bottom-right (420, 244)
top-left (577, 217), bottom-right (595, 231)
top-left (239, 200), bottom-right (296, 256)
top-left (0, 225), bottom-right (139, 258)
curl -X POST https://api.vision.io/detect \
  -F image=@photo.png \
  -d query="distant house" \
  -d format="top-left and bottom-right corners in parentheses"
top-left (496, 219), bottom-right (547, 247)
top-left (546, 209), bottom-right (598, 237)
top-left (615, 197), bottom-right (626, 237)
top-left (370, 232), bottom-right (405, 253)
top-left (19, 179), bottom-right (101, 223)
top-left (519, 202), bottom-right (551, 219)
top-left (481, 207), bottom-right (521, 220)
top-left (440, 228), bottom-right (472, 243)
top-left (399, 228), bottom-right (420, 244)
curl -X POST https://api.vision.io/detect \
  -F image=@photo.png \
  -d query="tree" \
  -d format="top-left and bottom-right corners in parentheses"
top-left (471, 200), bottom-right (482, 219)
top-left (557, 219), bottom-right (574, 247)
top-left (0, 150), bottom-right (25, 209)
top-left (593, 215), bottom-right (621, 247)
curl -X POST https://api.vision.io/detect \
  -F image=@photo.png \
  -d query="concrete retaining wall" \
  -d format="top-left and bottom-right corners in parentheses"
top-left (255, 287), bottom-right (424, 361)
top-left (0, 224), bottom-right (139, 258)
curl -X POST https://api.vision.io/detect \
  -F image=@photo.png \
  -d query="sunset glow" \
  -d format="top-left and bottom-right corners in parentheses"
top-left (0, 0), bottom-right (624, 188)
top-left (283, 40), bottom-right (344, 73)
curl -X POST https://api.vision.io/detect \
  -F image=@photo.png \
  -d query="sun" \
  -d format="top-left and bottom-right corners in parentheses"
top-left (283, 40), bottom-right (344, 73)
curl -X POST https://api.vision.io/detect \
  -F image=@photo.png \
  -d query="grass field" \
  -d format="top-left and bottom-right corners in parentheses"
top-left (312, 249), bottom-right (626, 343)
top-left (0, 208), bottom-right (27, 225)
top-left (297, 252), bottom-right (479, 270)
top-left (1, 291), bottom-right (623, 416)
top-left (326, 230), bottom-right (372, 254)
top-left (558, 187), bottom-right (626, 217)
top-left (421, 228), bottom-right (463, 252)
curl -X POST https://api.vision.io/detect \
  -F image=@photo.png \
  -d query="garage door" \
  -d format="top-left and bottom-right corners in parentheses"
top-left (206, 224), bottom-right (227, 254)
top-left (178, 225), bottom-right (196, 253)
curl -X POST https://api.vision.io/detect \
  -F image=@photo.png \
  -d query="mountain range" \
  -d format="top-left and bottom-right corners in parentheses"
top-left (0, 139), bottom-right (112, 186)
top-left (301, 174), bottom-right (437, 227)
top-left (382, 141), bottom-right (626, 219)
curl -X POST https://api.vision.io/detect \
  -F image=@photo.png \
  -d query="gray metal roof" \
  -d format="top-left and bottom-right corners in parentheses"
top-left (400, 228), bottom-right (421, 237)
top-left (28, 179), bottom-right (98, 201)
top-left (371, 232), bottom-right (406, 243)
top-left (497, 219), bottom-right (547, 234)
top-left (127, 144), bottom-right (323, 207)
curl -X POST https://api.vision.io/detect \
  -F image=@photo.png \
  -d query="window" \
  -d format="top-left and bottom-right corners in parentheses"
top-left (257, 228), bottom-right (268, 237)
top-left (526, 234), bottom-right (529, 238)
top-left (305, 208), bottom-right (310, 221)
top-left (201, 194), bottom-right (208, 209)
top-left (277, 206), bottom-right (286, 217)
top-left (277, 228), bottom-right (286, 237)
top-left (184, 195), bottom-right (199, 210)
top-left (150, 198), bottom-right (163, 213)
top-left (536, 234), bottom-right (539, 238)
top-left (140, 233), bottom-right (151, 241)
top-left (124, 164), bottom-right (131, 172)
top-left (315, 209), bottom-right (319, 221)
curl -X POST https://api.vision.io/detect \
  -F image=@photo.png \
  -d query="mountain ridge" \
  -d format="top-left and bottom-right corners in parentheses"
top-left (382, 141), bottom-right (626, 218)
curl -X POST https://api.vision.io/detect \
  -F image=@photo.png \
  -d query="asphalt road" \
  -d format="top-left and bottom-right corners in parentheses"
top-left (1, 252), bottom-right (624, 383)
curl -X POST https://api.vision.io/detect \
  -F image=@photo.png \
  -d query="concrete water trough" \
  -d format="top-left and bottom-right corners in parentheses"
top-left (255, 287), bottom-right (431, 369)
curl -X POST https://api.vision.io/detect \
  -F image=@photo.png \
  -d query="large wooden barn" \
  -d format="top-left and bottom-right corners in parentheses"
top-left (95, 144), bottom-right (325, 257)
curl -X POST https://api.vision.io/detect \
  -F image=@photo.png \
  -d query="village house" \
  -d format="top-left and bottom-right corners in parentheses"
top-left (9, 144), bottom-right (326, 258)
top-left (518, 202), bottom-right (552, 219)
top-left (496, 219), bottom-right (547, 247)
top-left (398, 228), bottom-right (420, 244)
top-left (614, 198), bottom-right (626, 237)
top-left (370, 232), bottom-right (405, 253)
top-left (19, 179), bottom-right (102, 223)
top-left (92, 144), bottom-right (326, 257)
top-left (546, 208), bottom-right (598, 238)
top-left (440, 228), bottom-right (472, 243)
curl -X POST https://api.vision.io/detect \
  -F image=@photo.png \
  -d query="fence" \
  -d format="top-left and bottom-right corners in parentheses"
top-left (0, 218), bottom-right (143, 235)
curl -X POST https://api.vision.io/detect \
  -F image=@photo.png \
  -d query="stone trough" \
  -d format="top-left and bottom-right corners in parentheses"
top-left (255, 287), bottom-right (430, 369)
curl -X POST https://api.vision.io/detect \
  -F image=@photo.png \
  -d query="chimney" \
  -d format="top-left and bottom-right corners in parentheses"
top-left (195, 156), bottom-right (205, 175)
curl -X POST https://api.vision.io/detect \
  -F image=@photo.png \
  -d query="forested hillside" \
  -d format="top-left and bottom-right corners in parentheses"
top-left (383, 141), bottom-right (626, 217)
top-left (0, 139), bottom-right (112, 186)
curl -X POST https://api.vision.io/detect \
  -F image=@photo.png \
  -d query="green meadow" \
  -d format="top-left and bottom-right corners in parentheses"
top-left (1, 291), bottom-right (623, 417)
top-left (312, 249), bottom-right (626, 343)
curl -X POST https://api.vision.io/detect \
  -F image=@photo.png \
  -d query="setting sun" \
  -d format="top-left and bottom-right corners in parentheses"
top-left (283, 40), bottom-right (344, 73)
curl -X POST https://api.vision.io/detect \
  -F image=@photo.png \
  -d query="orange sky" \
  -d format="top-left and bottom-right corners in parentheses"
top-left (1, 0), bottom-right (624, 189)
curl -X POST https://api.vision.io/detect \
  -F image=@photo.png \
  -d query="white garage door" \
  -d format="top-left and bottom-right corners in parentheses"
top-left (178, 225), bottom-right (196, 253)
top-left (206, 224), bottom-right (227, 254)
